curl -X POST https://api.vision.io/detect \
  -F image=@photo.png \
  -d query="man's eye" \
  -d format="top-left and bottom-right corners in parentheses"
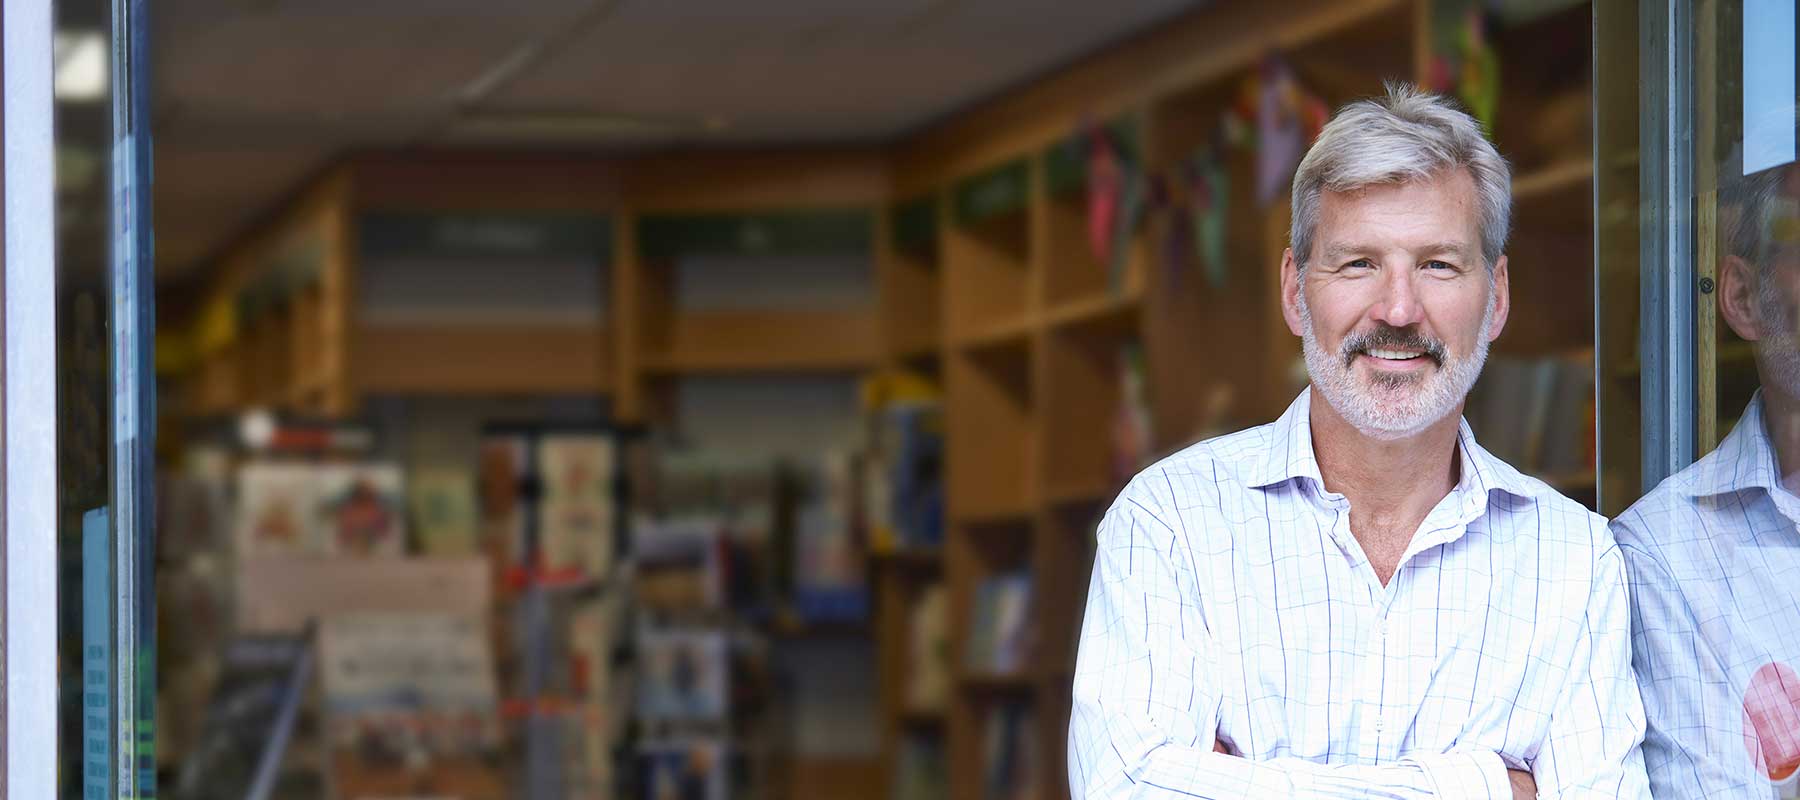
top-left (1346, 258), bottom-right (1374, 269)
top-left (1424, 260), bottom-right (1455, 271)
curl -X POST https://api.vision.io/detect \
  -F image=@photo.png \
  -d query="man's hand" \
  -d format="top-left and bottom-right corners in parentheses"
top-left (1508, 769), bottom-right (1536, 799)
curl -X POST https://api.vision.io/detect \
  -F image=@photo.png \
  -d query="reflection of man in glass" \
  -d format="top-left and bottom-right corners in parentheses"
top-left (1067, 85), bottom-right (1648, 798)
top-left (1615, 144), bottom-right (1800, 798)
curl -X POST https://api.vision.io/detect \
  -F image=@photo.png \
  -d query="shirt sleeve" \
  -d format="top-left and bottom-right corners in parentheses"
top-left (1066, 480), bottom-right (1515, 799)
top-left (1527, 538), bottom-right (1652, 798)
top-left (1616, 525), bottom-right (1763, 797)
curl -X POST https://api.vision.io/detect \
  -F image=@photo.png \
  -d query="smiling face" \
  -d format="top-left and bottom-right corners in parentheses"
top-left (1282, 168), bottom-right (1510, 439)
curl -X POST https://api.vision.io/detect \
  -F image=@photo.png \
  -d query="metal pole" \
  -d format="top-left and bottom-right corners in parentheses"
top-left (1639, 0), bottom-right (1698, 490)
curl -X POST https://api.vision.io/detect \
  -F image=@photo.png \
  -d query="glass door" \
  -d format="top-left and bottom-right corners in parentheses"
top-left (51, 0), bottom-right (157, 795)
top-left (1599, 2), bottom-right (1800, 795)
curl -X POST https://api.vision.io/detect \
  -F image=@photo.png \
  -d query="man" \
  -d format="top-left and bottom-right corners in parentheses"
top-left (1613, 134), bottom-right (1800, 798)
top-left (1067, 85), bottom-right (1648, 799)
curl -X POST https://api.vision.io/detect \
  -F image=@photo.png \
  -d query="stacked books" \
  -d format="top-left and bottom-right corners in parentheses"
top-left (904, 583), bottom-right (951, 712)
top-left (965, 571), bottom-right (1035, 676)
top-left (983, 702), bottom-right (1039, 800)
top-left (1465, 350), bottom-right (1596, 483)
top-left (893, 733), bottom-right (948, 800)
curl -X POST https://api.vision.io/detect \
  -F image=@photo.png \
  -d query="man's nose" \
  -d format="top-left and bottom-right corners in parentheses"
top-left (1371, 265), bottom-right (1424, 328)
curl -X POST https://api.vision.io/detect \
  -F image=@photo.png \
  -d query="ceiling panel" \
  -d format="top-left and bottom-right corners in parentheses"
top-left (150, 1), bottom-right (1203, 281)
top-left (153, 144), bottom-right (330, 268)
top-left (491, 0), bottom-right (1199, 142)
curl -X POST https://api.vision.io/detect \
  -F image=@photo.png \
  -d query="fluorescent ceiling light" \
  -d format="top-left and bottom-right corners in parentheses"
top-left (53, 30), bottom-right (107, 102)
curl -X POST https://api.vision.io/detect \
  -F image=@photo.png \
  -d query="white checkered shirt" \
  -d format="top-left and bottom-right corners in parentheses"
top-left (1613, 392), bottom-right (1800, 799)
top-left (1069, 389), bottom-right (1649, 798)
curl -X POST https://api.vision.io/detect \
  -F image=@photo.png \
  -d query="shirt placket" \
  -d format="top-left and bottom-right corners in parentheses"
top-left (1324, 498), bottom-right (1390, 765)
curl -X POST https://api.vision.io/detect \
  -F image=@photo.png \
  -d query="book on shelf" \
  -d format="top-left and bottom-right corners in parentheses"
top-left (1538, 351), bottom-right (1597, 479)
top-left (1468, 351), bottom-right (1597, 482)
top-left (965, 571), bottom-right (1035, 675)
top-left (790, 450), bottom-right (868, 622)
top-left (410, 466), bottom-right (480, 558)
top-left (479, 434), bottom-right (532, 574)
top-left (1112, 341), bottom-right (1154, 484)
top-left (637, 737), bottom-right (729, 800)
top-left (983, 702), bottom-right (1039, 800)
top-left (863, 388), bottom-right (945, 553)
top-left (561, 591), bottom-right (632, 798)
top-left (904, 583), bottom-right (951, 713)
top-left (539, 434), bottom-right (618, 580)
top-left (636, 628), bottom-right (731, 722)
top-left (634, 516), bottom-right (732, 614)
top-left (893, 732), bottom-right (948, 800)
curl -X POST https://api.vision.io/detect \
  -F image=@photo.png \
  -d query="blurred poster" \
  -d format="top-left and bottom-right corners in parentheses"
top-left (410, 467), bottom-right (480, 557)
top-left (318, 613), bottom-right (501, 763)
top-left (236, 462), bottom-right (320, 557)
top-left (316, 463), bottom-right (406, 557)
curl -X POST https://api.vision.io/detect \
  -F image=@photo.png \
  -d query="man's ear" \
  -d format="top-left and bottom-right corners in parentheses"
top-left (1719, 254), bottom-right (1763, 341)
top-left (1485, 254), bottom-right (1511, 342)
top-left (1280, 248), bottom-right (1306, 338)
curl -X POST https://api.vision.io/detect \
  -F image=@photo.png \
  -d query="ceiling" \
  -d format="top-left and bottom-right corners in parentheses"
top-left (147, 0), bottom-right (1204, 282)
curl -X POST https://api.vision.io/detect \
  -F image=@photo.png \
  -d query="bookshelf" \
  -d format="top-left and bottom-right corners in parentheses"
top-left (159, 1), bottom-right (1603, 797)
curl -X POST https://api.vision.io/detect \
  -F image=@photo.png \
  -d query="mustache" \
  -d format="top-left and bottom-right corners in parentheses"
top-left (1340, 326), bottom-right (1447, 368)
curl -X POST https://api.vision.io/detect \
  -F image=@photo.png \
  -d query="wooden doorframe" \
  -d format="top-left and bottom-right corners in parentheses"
top-left (3, 0), bottom-right (62, 794)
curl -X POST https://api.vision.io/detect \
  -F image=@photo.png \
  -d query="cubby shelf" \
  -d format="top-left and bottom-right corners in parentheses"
top-left (1043, 480), bottom-right (1118, 510)
top-left (897, 708), bottom-right (948, 728)
top-left (955, 315), bottom-right (1036, 357)
top-left (1514, 158), bottom-right (1595, 201)
top-left (951, 502), bottom-right (1036, 528)
top-left (958, 672), bottom-right (1038, 693)
top-left (1041, 290), bottom-right (1142, 338)
top-left (871, 547), bottom-right (944, 571)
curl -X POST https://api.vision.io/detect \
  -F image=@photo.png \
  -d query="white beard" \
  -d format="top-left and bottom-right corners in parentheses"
top-left (1298, 287), bottom-right (1495, 440)
top-left (1757, 278), bottom-right (1800, 399)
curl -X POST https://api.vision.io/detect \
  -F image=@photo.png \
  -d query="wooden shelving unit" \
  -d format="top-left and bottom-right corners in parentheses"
top-left (162, 1), bottom-right (1602, 796)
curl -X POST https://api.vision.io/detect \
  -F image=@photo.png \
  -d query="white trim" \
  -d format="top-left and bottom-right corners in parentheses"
top-left (4, 0), bottom-right (60, 792)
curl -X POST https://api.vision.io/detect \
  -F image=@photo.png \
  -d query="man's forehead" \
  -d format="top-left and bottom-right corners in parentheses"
top-left (1316, 238), bottom-right (1477, 258)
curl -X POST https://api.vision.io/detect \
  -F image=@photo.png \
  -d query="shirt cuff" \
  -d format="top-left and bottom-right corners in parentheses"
top-left (1406, 751), bottom-right (1515, 798)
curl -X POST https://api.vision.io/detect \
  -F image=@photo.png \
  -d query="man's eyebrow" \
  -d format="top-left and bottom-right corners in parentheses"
top-left (1317, 242), bottom-right (1476, 261)
top-left (1417, 241), bottom-right (1476, 258)
top-left (1317, 244), bottom-right (1370, 262)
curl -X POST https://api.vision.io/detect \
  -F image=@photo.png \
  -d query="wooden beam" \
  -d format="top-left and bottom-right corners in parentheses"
top-left (354, 323), bottom-right (610, 394)
top-left (643, 309), bottom-right (880, 373)
top-left (894, 0), bottom-right (1405, 195)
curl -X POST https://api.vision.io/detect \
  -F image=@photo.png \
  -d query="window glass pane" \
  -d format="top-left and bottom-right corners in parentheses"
top-left (55, 0), bottom-right (155, 794)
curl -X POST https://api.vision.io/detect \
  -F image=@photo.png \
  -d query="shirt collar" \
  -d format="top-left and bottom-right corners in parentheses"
top-left (1684, 391), bottom-right (1784, 498)
top-left (1246, 387), bottom-right (1543, 507)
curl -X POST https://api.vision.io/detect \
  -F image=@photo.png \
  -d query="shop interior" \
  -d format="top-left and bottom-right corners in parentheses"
top-left (128, 0), bottom-right (1610, 797)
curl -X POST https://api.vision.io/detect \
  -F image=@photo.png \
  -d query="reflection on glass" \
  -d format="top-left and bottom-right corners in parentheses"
top-left (1613, 2), bottom-right (1800, 796)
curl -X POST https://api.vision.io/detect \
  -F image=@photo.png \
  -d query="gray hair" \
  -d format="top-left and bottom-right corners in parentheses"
top-left (1719, 126), bottom-right (1800, 339)
top-left (1720, 134), bottom-right (1795, 269)
top-left (1290, 83), bottom-right (1512, 272)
